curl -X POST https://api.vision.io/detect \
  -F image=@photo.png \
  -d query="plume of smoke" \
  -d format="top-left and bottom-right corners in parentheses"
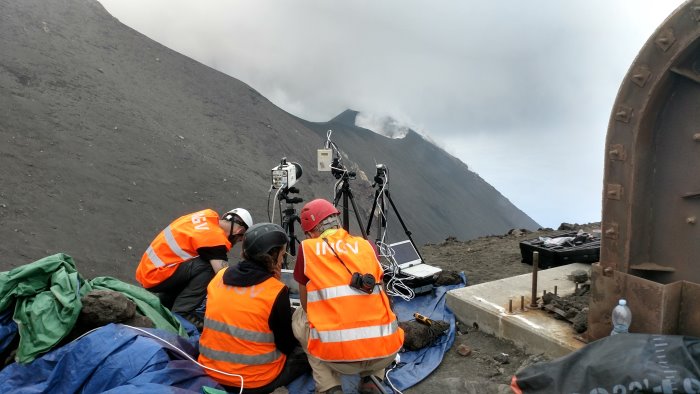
top-left (355, 112), bottom-right (410, 139)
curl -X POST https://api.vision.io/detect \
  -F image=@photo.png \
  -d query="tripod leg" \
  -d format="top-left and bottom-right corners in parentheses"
top-left (333, 186), bottom-right (348, 231)
top-left (342, 190), bottom-right (350, 233)
top-left (365, 189), bottom-right (381, 237)
top-left (385, 190), bottom-right (426, 263)
top-left (346, 188), bottom-right (367, 239)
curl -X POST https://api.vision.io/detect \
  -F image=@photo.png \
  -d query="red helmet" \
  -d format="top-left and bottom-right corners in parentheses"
top-left (300, 199), bottom-right (340, 232)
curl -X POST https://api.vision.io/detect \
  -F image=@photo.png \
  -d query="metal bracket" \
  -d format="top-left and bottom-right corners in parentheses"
top-left (608, 144), bottom-right (627, 161)
top-left (631, 65), bottom-right (651, 87)
top-left (606, 184), bottom-right (623, 200)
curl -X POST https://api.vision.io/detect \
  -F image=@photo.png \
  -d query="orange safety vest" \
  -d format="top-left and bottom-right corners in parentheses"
top-left (135, 209), bottom-right (231, 288)
top-left (302, 228), bottom-right (404, 362)
top-left (198, 269), bottom-right (287, 388)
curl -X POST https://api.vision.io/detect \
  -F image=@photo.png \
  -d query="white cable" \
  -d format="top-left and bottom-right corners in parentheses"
top-left (121, 325), bottom-right (245, 393)
top-left (385, 360), bottom-right (403, 394)
top-left (266, 185), bottom-right (274, 222)
top-left (377, 241), bottom-right (415, 301)
top-left (70, 324), bottom-right (245, 393)
top-left (270, 187), bottom-right (283, 224)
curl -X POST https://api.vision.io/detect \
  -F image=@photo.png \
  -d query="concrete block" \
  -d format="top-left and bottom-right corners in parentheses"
top-left (447, 263), bottom-right (589, 358)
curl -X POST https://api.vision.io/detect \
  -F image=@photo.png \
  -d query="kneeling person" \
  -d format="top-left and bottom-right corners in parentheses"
top-left (135, 208), bottom-right (252, 325)
top-left (292, 199), bottom-right (404, 394)
top-left (199, 223), bottom-right (310, 393)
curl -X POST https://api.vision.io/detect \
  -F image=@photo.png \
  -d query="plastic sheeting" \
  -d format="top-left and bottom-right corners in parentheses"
top-left (512, 333), bottom-right (700, 394)
top-left (0, 253), bottom-right (188, 363)
top-left (0, 323), bottom-right (223, 393)
top-left (0, 308), bottom-right (17, 354)
top-left (287, 274), bottom-right (467, 393)
top-left (0, 257), bottom-right (465, 393)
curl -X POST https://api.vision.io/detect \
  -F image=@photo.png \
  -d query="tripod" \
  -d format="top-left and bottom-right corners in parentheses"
top-left (366, 165), bottom-right (425, 263)
top-left (332, 169), bottom-right (368, 239)
top-left (279, 187), bottom-right (303, 269)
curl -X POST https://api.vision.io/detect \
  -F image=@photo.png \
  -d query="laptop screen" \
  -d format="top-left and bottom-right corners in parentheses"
top-left (388, 240), bottom-right (422, 269)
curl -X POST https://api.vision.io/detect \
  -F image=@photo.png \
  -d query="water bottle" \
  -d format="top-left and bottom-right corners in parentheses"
top-left (610, 299), bottom-right (632, 335)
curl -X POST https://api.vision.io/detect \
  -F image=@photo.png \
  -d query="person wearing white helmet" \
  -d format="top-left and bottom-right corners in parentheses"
top-left (135, 207), bottom-right (253, 328)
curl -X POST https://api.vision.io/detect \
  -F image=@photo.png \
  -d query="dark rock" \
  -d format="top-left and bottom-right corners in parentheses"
top-left (434, 270), bottom-right (463, 286)
top-left (79, 290), bottom-right (136, 327)
top-left (575, 284), bottom-right (590, 296)
top-left (457, 343), bottom-right (472, 357)
top-left (443, 236), bottom-right (459, 244)
top-left (572, 309), bottom-right (588, 333)
top-left (507, 228), bottom-right (522, 236)
top-left (542, 292), bottom-right (556, 305)
top-left (455, 320), bottom-right (469, 335)
top-left (123, 313), bottom-right (155, 329)
top-left (570, 269), bottom-right (589, 283)
top-left (399, 319), bottom-right (451, 351)
top-left (558, 223), bottom-right (577, 231)
top-left (493, 352), bottom-right (509, 364)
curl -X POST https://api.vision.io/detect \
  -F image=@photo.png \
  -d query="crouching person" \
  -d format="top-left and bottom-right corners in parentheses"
top-left (198, 223), bottom-right (310, 393)
top-left (292, 199), bottom-right (404, 394)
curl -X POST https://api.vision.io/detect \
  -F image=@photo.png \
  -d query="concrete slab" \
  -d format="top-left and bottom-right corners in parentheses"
top-left (446, 263), bottom-right (590, 359)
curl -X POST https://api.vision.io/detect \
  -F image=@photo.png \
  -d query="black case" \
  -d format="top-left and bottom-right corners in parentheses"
top-left (519, 231), bottom-right (600, 269)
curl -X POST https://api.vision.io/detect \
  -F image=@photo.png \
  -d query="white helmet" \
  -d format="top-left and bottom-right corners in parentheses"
top-left (222, 208), bottom-right (253, 229)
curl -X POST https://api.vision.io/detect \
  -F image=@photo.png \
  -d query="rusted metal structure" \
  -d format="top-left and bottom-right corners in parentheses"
top-left (588, 0), bottom-right (700, 340)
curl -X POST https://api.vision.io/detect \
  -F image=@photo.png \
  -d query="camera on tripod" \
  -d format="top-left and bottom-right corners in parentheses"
top-left (272, 157), bottom-right (302, 189)
top-left (331, 157), bottom-right (356, 180)
top-left (373, 164), bottom-right (387, 186)
top-left (349, 272), bottom-right (377, 294)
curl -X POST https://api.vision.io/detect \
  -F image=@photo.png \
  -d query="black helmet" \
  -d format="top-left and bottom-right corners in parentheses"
top-left (243, 223), bottom-right (288, 257)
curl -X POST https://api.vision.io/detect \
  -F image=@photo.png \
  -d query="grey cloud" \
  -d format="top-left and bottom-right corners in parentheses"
top-left (99, 0), bottom-right (682, 226)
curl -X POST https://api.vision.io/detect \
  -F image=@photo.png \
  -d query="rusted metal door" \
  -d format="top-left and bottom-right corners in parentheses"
top-left (588, 0), bottom-right (700, 340)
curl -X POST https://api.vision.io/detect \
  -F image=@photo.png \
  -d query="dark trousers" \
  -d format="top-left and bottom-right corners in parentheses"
top-left (223, 346), bottom-right (311, 394)
top-left (147, 257), bottom-right (214, 315)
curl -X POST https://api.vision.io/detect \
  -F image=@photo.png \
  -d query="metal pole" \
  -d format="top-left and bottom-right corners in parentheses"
top-left (530, 251), bottom-right (539, 308)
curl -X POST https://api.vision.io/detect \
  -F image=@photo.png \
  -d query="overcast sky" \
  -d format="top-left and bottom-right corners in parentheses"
top-left (99, 0), bottom-right (683, 229)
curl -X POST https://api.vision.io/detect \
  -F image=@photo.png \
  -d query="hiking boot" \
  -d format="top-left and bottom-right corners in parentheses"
top-left (320, 385), bottom-right (343, 394)
top-left (358, 375), bottom-right (385, 394)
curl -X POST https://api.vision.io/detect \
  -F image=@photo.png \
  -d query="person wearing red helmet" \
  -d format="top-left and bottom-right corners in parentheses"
top-left (292, 199), bottom-right (403, 394)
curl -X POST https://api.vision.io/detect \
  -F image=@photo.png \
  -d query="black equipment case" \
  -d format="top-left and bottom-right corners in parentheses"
top-left (519, 231), bottom-right (600, 269)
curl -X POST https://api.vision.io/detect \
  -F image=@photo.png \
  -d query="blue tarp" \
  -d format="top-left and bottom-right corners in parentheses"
top-left (287, 274), bottom-right (467, 393)
top-left (0, 308), bottom-right (18, 354)
top-left (0, 321), bottom-right (223, 394)
top-left (0, 276), bottom-right (466, 393)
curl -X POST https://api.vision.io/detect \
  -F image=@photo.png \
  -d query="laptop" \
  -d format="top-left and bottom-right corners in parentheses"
top-left (388, 240), bottom-right (424, 269)
top-left (280, 269), bottom-right (301, 308)
top-left (387, 240), bottom-right (442, 280)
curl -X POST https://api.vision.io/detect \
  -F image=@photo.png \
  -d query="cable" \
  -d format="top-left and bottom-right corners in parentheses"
top-left (267, 185), bottom-right (274, 222)
top-left (70, 324), bottom-right (245, 393)
top-left (377, 241), bottom-right (415, 301)
top-left (121, 325), bottom-right (245, 393)
top-left (385, 355), bottom-right (403, 394)
top-left (269, 187), bottom-right (282, 224)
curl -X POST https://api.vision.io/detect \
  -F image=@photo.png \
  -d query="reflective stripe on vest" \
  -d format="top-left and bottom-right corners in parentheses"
top-left (163, 225), bottom-right (195, 261)
top-left (145, 246), bottom-right (166, 268)
top-left (301, 228), bottom-right (404, 361)
top-left (135, 209), bottom-right (230, 288)
top-left (204, 317), bottom-right (275, 343)
top-left (199, 344), bottom-right (282, 365)
top-left (198, 272), bottom-right (286, 388)
top-left (306, 284), bottom-right (382, 303)
top-left (310, 320), bottom-right (399, 343)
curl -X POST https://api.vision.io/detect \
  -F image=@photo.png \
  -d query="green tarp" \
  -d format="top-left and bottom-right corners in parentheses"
top-left (0, 253), bottom-right (187, 363)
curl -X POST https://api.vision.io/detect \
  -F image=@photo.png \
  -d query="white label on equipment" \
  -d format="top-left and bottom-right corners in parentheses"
top-left (317, 149), bottom-right (332, 172)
